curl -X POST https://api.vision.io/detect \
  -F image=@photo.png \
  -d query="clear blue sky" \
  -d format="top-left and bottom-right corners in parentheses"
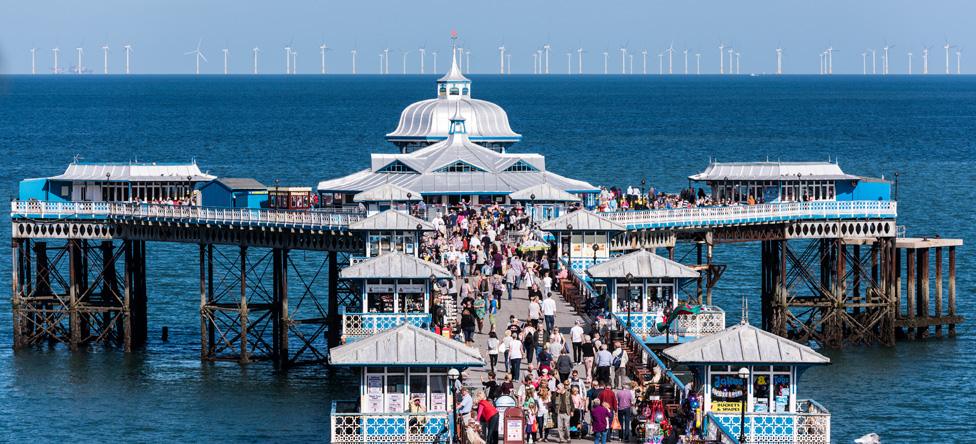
top-left (0, 0), bottom-right (971, 75)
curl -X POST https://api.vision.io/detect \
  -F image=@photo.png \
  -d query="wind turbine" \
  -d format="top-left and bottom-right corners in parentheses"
top-left (819, 52), bottom-right (825, 75)
top-left (945, 40), bottom-right (954, 74)
top-left (666, 43), bottom-right (674, 74)
top-left (683, 49), bottom-right (688, 74)
top-left (506, 54), bottom-right (511, 74)
top-left (907, 51), bottom-right (913, 75)
top-left (101, 45), bottom-right (109, 74)
top-left (284, 46), bottom-right (292, 74)
top-left (727, 47), bottom-right (734, 74)
top-left (577, 47), bottom-right (584, 74)
top-left (291, 50), bottom-right (297, 74)
top-left (432, 50), bottom-right (438, 73)
top-left (566, 52), bottom-right (571, 74)
top-left (629, 53), bottom-right (634, 74)
top-left (861, 51), bottom-right (867, 75)
top-left (222, 48), bottom-right (229, 74)
top-left (319, 43), bottom-right (330, 74)
top-left (543, 43), bottom-right (551, 74)
top-left (402, 50), bottom-right (409, 74)
top-left (498, 45), bottom-right (506, 74)
top-left (827, 46), bottom-right (836, 75)
top-left (383, 48), bottom-right (389, 74)
top-left (52, 47), bottom-right (60, 74)
top-left (922, 46), bottom-right (930, 74)
top-left (75, 47), bottom-right (84, 74)
top-left (957, 48), bottom-right (963, 74)
top-left (465, 50), bottom-right (470, 74)
top-left (378, 53), bottom-right (384, 73)
top-left (602, 50), bottom-right (609, 74)
top-left (618, 45), bottom-right (627, 74)
top-left (252, 47), bottom-right (260, 74)
top-left (123, 44), bottom-right (132, 74)
top-left (695, 53), bottom-right (701, 74)
top-left (882, 44), bottom-right (893, 75)
top-left (870, 49), bottom-right (877, 74)
top-left (350, 49), bottom-right (357, 74)
top-left (735, 51), bottom-right (741, 74)
top-left (419, 45), bottom-right (426, 74)
top-left (657, 52), bottom-right (663, 74)
top-left (30, 48), bottom-right (36, 75)
top-left (719, 43), bottom-right (725, 74)
top-left (641, 50), bottom-right (648, 74)
top-left (184, 40), bottom-right (207, 75)
top-left (532, 51), bottom-right (539, 74)
top-left (776, 47), bottom-right (783, 74)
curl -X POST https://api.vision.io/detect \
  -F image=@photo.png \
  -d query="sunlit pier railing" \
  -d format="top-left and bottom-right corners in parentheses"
top-left (601, 200), bottom-right (897, 230)
top-left (11, 201), bottom-right (363, 229)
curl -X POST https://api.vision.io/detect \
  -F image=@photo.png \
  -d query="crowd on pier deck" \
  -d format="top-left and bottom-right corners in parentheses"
top-left (413, 201), bottom-right (686, 444)
top-left (594, 185), bottom-right (773, 213)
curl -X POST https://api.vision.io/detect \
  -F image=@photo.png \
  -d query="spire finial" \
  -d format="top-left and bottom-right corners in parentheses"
top-left (740, 296), bottom-right (749, 325)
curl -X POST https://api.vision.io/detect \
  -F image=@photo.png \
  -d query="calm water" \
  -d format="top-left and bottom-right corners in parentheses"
top-left (0, 75), bottom-right (973, 442)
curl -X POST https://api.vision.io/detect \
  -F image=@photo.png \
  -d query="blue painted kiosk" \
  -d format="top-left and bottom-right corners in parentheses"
top-left (689, 161), bottom-right (891, 204)
top-left (197, 178), bottom-right (267, 208)
top-left (18, 161), bottom-right (215, 203)
top-left (339, 251), bottom-right (452, 342)
top-left (349, 209), bottom-right (436, 259)
top-left (329, 323), bottom-right (485, 444)
top-left (587, 249), bottom-right (725, 343)
top-left (539, 210), bottom-right (627, 275)
top-left (509, 183), bottom-right (582, 222)
top-left (663, 323), bottom-right (831, 443)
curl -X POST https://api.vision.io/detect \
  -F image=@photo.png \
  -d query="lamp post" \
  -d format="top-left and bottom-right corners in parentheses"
top-left (447, 367), bottom-right (461, 444)
top-left (566, 223), bottom-right (574, 273)
top-left (738, 366), bottom-right (750, 443)
top-left (105, 172), bottom-right (111, 202)
top-left (274, 178), bottom-right (280, 209)
top-left (530, 193), bottom-right (536, 222)
top-left (592, 243), bottom-right (599, 267)
top-left (625, 272), bottom-right (633, 329)
top-left (415, 223), bottom-right (424, 257)
top-left (406, 192), bottom-right (412, 215)
top-left (893, 172), bottom-right (899, 201)
top-left (641, 177), bottom-right (647, 196)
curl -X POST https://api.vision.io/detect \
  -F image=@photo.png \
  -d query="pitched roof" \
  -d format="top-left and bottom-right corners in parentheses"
top-left (509, 183), bottom-right (581, 202)
top-left (339, 251), bottom-right (452, 279)
top-left (689, 162), bottom-right (857, 182)
top-left (662, 323), bottom-right (830, 366)
top-left (348, 210), bottom-right (435, 232)
top-left (587, 249), bottom-right (699, 279)
top-left (539, 210), bottom-right (626, 232)
top-left (51, 162), bottom-right (216, 182)
top-left (211, 178), bottom-right (266, 190)
top-left (353, 183), bottom-right (422, 203)
top-left (330, 323), bottom-right (485, 367)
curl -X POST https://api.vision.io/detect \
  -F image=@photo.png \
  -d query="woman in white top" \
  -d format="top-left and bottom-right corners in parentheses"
top-left (486, 331), bottom-right (500, 372)
top-left (501, 330), bottom-right (514, 373)
top-left (528, 297), bottom-right (541, 323)
top-left (508, 336), bottom-right (524, 377)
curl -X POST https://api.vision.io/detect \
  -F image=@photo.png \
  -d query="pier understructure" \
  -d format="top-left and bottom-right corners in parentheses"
top-left (11, 207), bottom-right (362, 368)
top-left (609, 213), bottom-right (962, 347)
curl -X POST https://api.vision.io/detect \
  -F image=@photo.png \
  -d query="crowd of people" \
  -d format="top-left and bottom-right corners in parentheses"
top-left (413, 202), bottom-right (686, 444)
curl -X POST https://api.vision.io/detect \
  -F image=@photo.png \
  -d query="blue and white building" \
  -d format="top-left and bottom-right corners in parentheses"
top-left (18, 161), bottom-right (215, 203)
top-left (690, 161), bottom-right (891, 204)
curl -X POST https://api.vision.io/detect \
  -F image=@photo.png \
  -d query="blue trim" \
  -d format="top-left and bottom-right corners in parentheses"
top-left (386, 135), bottom-right (523, 141)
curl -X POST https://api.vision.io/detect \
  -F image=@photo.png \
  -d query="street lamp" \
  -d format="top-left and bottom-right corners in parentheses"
top-left (738, 366), bottom-right (750, 443)
top-left (274, 178), bottom-right (281, 209)
top-left (415, 222), bottom-right (424, 256)
top-left (186, 175), bottom-right (193, 204)
top-left (641, 177), bottom-right (647, 196)
top-left (566, 223), bottom-right (574, 273)
top-left (893, 172), bottom-right (899, 201)
top-left (447, 368), bottom-right (461, 444)
top-left (406, 192), bottom-right (413, 215)
top-left (625, 272), bottom-right (633, 329)
top-left (530, 193), bottom-right (536, 221)
top-left (105, 172), bottom-right (111, 202)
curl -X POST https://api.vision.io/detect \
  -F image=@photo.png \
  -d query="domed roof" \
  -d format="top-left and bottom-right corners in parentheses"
top-left (386, 33), bottom-right (521, 152)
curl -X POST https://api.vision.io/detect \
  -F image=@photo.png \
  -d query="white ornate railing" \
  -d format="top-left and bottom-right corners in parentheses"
top-left (615, 306), bottom-right (726, 338)
top-left (11, 201), bottom-right (363, 229)
top-left (601, 200), bottom-right (897, 229)
top-left (341, 312), bottom-right (433, 340)
top-left (707, 399), bottom-right (830, 444)
top-left (330, 405), bottom-right (450, 443)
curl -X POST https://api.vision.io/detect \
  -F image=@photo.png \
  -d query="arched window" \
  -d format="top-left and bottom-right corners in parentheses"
top-left (449, 87), bottom-right (460, 95)
top-left (439, 85), bottom-right (446, 93)
top-left (461, 87), bottom-right (469, 95)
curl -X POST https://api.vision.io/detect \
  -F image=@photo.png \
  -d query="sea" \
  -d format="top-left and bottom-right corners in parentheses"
top-left (0, 74), bottom-right (972, 442)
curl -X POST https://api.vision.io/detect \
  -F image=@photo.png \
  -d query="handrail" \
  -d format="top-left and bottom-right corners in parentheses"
top-left (705, 412), bottom-right (741, 444)
top-left (11, 200), bottom-right (364, 229)
top-left (600, 200), bottom-right (897, 228)
top-left (610, 311), bottom-right (686, 392)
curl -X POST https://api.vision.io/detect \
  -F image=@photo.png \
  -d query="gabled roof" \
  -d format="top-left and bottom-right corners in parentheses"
top-left (662, 323), bottom-right (830, 366)
top-left (348, 210), bottom-right (435, 232)
top-left (689, 162), bottom-right (858, 182)
top-left (509, 183), bottom-right (581, 202)
top-left (208, 178), bottom-right (266, 191)
top-left (587, 249), bottom-right (699, 280)
top-left (330, 323), bottom-right (484, 367)
top-left (51, 162), bottom-right (216, 182)
top-left (339, 251), bottom-right (451, 280)
top-left (539, 210), bottom-right (626, 232)
top-left (353, 183), bottom-right (422, 203)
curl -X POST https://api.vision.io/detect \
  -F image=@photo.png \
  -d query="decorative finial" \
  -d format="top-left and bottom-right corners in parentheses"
top-left (740, 296), bottom-right (749, 325)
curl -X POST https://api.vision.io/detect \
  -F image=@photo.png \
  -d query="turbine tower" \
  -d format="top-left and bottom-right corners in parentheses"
top-left (123, 44), bottom-right (132, 74)
top-left (350, 49), bottom-right (357, 74)
top-left (30, 48), bottom-right (36, 75)
top-left (619, 46), bottom-right (626, 74)
top-left (629, 53), bottom-right (633, 74)
top-left (776, 47), bottom-right (783, 74)
top-left (253, 47), bottom-right (260, 74)
top-left (432, 51), bottom-right (437, 73)
top-left (506, 53), bottom-right (511, 74)
top-left (657, 52), bottom-right (663, 74)
top-left (184, 40), bottom-right (207, 75)
top-left (719, 43), bottom-right (725, 74)
top-left (532, 51), bottom-right (538, 74)
top-left (320, 43), bottom-right (330, 74)
top-left (956, 48), bottom-right (963, 75)
top-left (465, 50), bottom-right (470, 74)
top-left (882, 44), bottom-right (893, 75)
top-left (101, 45), bottom-right (109, 74)
top-left (727, 48), bottom-right (734, 74)
top-left (290, 50), bottom-right (297, 74)
top-left (861, 51), bottom-right (866, 75)
top-left (402, 50), bottom-right (408, 74)
top-left (870, 49), bottom-right (876, 74)
top-left (418, 46), bottom-right (426, 74)
top-left (945, 40), bottom-right (953, 74)
top-left (735, 52), bottom-right (740, 74)
top-left (222, 49), bottom-right (229, 74)
top-left (577, 47), bottom-right (583, 74)
top-left (827, 47), bottom-right (834, 75)
top-left (285, 46), bottom-right (292, 74)
top-left (666, 43), bottom-right (674, 74)
top-left (498, 45), bottom-right (506, 74)
top-left (922, 46), bottom-right (929, 74)
top-left (566, 52), bottom-right (571, 74)
top-left (695, 53), bottom-right (701, 74)
top-left (908, 51), bottom-right (913, 75)
top-left (641, 50), bottom-right (647, 75)
top-left (602, 51), bottom-right (609, 74)
top-left (52, 47), bottom-right (60, 74)
top-left (683, 49), bottom-right (688, 74)
top-left (543, 43), bottom-right (550, 74)
top-left (75, 47), bottom-right (83, 74)
top-left (383, 48), bottom-right (389, 74)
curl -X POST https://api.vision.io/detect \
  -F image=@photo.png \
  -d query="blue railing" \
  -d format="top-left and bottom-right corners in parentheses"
top-left (704, 412), bottom-right (741, 444)
top-left (610, 311), bottom-right (687, 393)
top-left (340, 309), bottom-right (433, 340)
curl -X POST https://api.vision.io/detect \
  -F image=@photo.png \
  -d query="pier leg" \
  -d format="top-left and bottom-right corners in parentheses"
top-left (272, 247), bottom-right (290, 369)
top-left (239, 245), bottom-right (249, 364)
top-left (199, 243), bottom-right (208, 359)
top-left (773, 239), bottom-right (788, 337)
top-left (124, 240), bottom-right (133, 351)
top-left (934, 247), bottom-right (943, 337)
top-left (905, 249), bottom-right (916, 340)
top-left (948, 247), bottom-right (956, 337)
top-left (69, 239), bottom-right (81, 350)
top-left (852, 244), bottom-right (861, 316)
top-left (328, 250), bottom-right (340, 348)
top-left (696, 242), bottom-right (703, 304)
top-left (917, 249), bottom-right (930, 339)
top-left (706, 239), bottom-right (714, 306)
top-left (207, 244), bottom-right (214, 356)
top-left (133, 240), bottom-right (148, 346)
top-left (11, 240), bottom-right (21, 348)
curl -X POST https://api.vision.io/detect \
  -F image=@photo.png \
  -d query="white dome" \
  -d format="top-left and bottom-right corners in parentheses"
top-left (386, 98), bottom-right (521, 151)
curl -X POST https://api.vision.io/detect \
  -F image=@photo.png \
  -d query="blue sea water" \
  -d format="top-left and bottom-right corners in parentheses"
top-left (0, 74), bottom-right (973, 442)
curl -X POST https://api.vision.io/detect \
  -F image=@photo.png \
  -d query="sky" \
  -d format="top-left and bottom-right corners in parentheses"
top-left (0, 0), bottom-right (972, 75)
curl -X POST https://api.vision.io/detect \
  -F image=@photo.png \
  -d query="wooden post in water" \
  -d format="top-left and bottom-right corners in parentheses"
top-left (852, 244), bottom-right (861, 316)
top-left (199, 243), bottom-right (207, 359)
top-left (207, 244), bottom-right (215, 355)
top-left (948, 246), bottom-right (956, 336)
top-left (905, 248), bottom-right (915, 339)
top-left (916, 248), bottom-right (929, 339)
top-left (11, 240), bottom-right (21, 348)
top-left (696, 242), bottom-right (703, 304)
top-left (894, 247), bottom-right (901, 321)
top-left (706, 238), bottom-right (714, 306)
top-left (934, 247), bottom-right (943, 337)
top-left (327, 250), bottom-right (341, 348)
top-left (239, 245), bottom-right (249, 364)
top-left (123, 240), bottom-right (132, 352)
top-left (68, 239), bottom-right (80, 350)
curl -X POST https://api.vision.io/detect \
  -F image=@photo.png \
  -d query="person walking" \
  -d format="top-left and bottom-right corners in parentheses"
top-left (570, 320), bottom-right (585, 364)
top-left (595, 344), bottom-right (613, 387)
top-left (508, 334), bottom-right (524, 378)
top-left (541, 294), bottom-right (557, 334)
top-left (504, 266), bottom-right (518, 301)
top-left (616, 381), bottom-right (636, 442)
top-left (590, 399), bottom-right (611, 444)
top-left (487, 331), bottom-right (500, 372)
top-left (581, 335), bottom-right (595, 380)
top-left (554, 380), bottom-right (575, 443)
top-left (611, 342), bottom-right (628, 389)
top-left (476, 390), bottom-right (500, 444)
top-left (555, 351), bottom-right (574, 383)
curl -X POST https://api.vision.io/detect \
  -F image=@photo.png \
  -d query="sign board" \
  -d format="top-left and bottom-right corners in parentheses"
top-left (398, 283), bottom-right (426, 293)
top-left (503, 407), bottom-right (524, 444)
top-left (430, 393), bottom-right (447, 412)
top-left (367, 284), bottom-right (395, 293)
